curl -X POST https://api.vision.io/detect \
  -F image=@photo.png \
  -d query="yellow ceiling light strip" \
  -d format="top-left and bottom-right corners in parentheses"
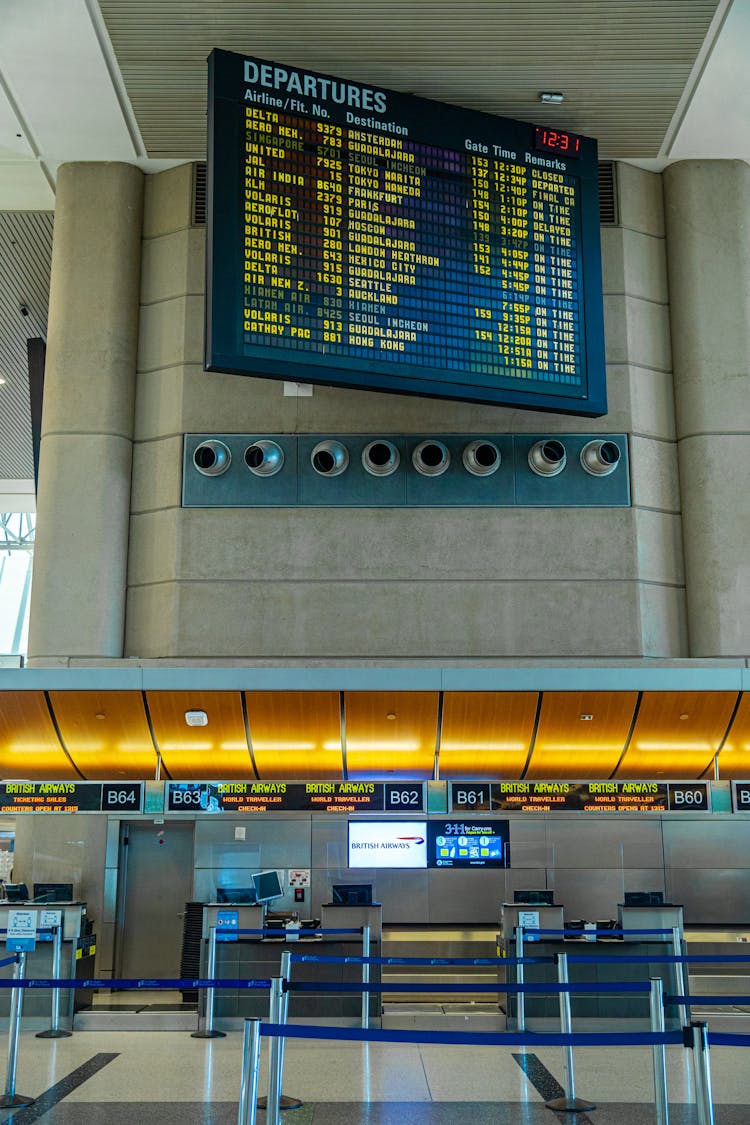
top-left (146, 691), bottom-right (253, 780)
top-left (0, 691), bottom-right (78, 780)
top-left (439, 691), bottom-right (538, 778)
top-left (527, 692), bottom-right (638, 779)
top-left (246, 691), bottom-right (343, 779)
top-left (49, 691), bottom-right (158, 780)
top-left (344, 691), bottom-right (438, 779)
top-left (616, 691), bottom-right (738, 779)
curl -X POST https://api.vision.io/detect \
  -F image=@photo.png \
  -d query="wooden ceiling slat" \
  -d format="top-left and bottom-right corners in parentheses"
top-left (344, 692), bottom-right (438, 779)
top-left (526, 692), bottom-right (638, 780)
top-left (48, 691), bottom-right (158, 780)
top-left (0, 691), bottom-right (77, 780)
top-left (146, 691), bottom-right (252, 780)
top-left (615, 691), bottom-right (738, 779)
top-left (246, 691), bottom-right (343, 779)
top-left (711, 693), bottom-right (750, 779)
top-left (439, 691), bottom-right (537, 778)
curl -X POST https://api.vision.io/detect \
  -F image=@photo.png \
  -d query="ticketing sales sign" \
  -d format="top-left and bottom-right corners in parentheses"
top-left (450, 781), bottom-right (712, 813)
top-left (0, 782), bottom-right (144, 814)
top-left (166, 781), bottom-right (425, 814)
top-left (206, 49), bottom-right (606, 415)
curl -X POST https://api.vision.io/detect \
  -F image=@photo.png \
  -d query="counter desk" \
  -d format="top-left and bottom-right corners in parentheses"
top-left (0, 902), bottom-right (95, 1021)
top-left (499, 902), bottom-right (685, 1030)
top-left (201, 903), bottom-right (382, 1020)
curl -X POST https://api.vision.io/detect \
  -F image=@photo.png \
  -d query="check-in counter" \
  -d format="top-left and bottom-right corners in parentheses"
top-left (201, 902), bottom-right (382, 1021)
top-left (499, 901), bottom-right (683, 1029)
top-left (0, 902), bottom-right (94, 1021)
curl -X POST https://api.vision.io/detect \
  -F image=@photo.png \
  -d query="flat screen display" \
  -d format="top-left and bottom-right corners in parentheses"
top-left (348, 820), bottom-right (427, 868)
top-left (427, 819), bottom-right (510, 868)
top-left (207, 49), bottom-right (606, 415)
top-left (33, 883), bottom-right (74, 903)
top-left (253, 870), bottom-right (284, 902)
top-left (332, 883), bottom-right (373, 906)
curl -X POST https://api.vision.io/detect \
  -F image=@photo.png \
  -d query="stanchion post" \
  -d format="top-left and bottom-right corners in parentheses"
top-left (36, 925), bottom-right (72, 1039)
top-left (191, 925), bottom-right (226, 1039)
top-left (361, 924), bottom-right (371, 1030)
top-left (277, 952), bottom-right (291, 1096)
top-left (691, 1023), bottom-right (715, 1125)
top-left (237, 1017), bottom-right (261, 1125)
top-left (256, 961), bottom-right (301, 1116)
top-left (515, 923), bottom-right (525, 1031)
top-left (545, 952), bottom-right (595, 1114)
top-left (265, 977), bottom-right (283, 1125)
top-left (0, 952), bottom-right (34, 1108)
top-left (672, 925), bottom-right (690, 1028)
top-left (649, 977), bottom-right (669, 1125)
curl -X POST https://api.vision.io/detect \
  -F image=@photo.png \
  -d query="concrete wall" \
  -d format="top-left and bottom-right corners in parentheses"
top-left (125, 162), bottom-right (686, 661)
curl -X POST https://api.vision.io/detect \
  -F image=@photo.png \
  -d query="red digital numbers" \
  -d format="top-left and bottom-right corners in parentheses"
top-left (534, 127), bottom-right (581, 157)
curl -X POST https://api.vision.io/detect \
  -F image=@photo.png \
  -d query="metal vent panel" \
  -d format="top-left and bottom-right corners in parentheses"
top-left (598, 162), bottom-right (618, 225)
top-left (0, 212), bottom-right (54, 481)
top-left (99, 0), bottom-right (720, 159)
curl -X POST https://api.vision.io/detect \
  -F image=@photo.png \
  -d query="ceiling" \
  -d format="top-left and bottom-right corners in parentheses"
top-left (0, 0), bottom-right (746, 498)
top-left (1, 685), bottom-right (749, 782)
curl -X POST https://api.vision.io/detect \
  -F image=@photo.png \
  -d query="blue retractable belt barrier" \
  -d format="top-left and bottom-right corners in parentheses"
top-left (259, 1021), bottom-right (684, 1048)
top-left (284, 979), bottom-right (652, 994)
top-left (525, 928), bottom-right (674, 937)
top-left (0, 977), bottom-right (272, 990)
top-left (235, 928), bottom-right (362, 936)
top-left (289, 954), bottom-right (554, 967)
top-left (0, 956), bottom-right (18, 969)
top-left (708, 1031), bottom-right (750, 1047)
top-left (568, 953), bottom-right (750, 965)
top-left (665, 994), bottom-right (750, 1006)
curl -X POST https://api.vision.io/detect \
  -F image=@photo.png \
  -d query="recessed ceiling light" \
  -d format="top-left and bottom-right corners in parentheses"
top-left (579, 714), bottom-right (594, 721)
top-left (679, 713), bottom-right (690, 720)
top-left (386, 712), bottom-right (397, 721)
top-left (185, 710), bottom-right (208, 727)
top-left (539, 92), bottom-right (564, 104)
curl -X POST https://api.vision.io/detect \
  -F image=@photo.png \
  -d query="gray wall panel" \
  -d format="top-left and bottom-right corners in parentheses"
top-left (427, 868), bottom-right (507, 924)
top-left (545, 817), bottom-right (664, 869)
top-left (662, 817), bottom-right (748, 869)
top-left (667, 869), bottom-right (750, 924)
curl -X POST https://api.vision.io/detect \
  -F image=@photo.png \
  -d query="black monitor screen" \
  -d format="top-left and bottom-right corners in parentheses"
top-left (216, 886), bottom-right (257, 904)
top-left (332, 884), bottom-right (373, 906)
top-left (624, 891), bottom-right (664, 907)
top-left (514, 889), bottom-right (554, 905)
top-left (33, 883), bottom-right (74, 903)
top-left (253, 870), bottom-right (283, 902)
top-left (5, 883), bottom-right (29, 902)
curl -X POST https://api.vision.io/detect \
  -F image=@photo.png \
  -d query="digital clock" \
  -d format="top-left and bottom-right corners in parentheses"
top-left (534, 127), bottom-right (582, 157)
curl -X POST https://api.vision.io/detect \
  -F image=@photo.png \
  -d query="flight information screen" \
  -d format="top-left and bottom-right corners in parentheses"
top-left (207, 49), bottom-right (606, 415)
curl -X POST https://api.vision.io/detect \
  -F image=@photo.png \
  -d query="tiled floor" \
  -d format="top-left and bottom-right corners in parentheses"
top-left (0, 1030), bottom-right (747, 1122)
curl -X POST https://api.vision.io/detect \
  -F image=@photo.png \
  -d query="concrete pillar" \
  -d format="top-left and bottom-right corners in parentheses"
top-left (663, 160), bottom-right (750, 656)
top-left (27, 162), bottom-right (144, 664)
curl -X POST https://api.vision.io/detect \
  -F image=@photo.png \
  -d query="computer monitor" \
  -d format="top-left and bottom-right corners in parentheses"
top-left (332, 884), bottom-right (373, 906)
top-left (33, 883), bottom-right (74, 903)
top-left (216, 886), bottom-right (257, 905)
top-left (513, 889), bottom-right (554, 905)
top-left (4, 884), bottom-right (29, 902)
top-left (624, 891), bottom-right (664, 907)
top-left (252, 870), bottom-right (284, 903)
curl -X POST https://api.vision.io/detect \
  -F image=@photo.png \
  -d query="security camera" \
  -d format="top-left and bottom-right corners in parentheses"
top-left (19, 304), bottom-right (29, 317)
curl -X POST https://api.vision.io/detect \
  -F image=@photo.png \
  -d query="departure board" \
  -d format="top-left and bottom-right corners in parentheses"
top-left (207, 50), bottom-right (607, 415)
top-left (166, 781), bottom-right (425, 814)
top-left (450, 781), bottom-right (711, 814)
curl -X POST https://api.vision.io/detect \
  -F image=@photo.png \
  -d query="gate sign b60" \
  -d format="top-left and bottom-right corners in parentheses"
top-left (667, 783), bottom-right (710, 812)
